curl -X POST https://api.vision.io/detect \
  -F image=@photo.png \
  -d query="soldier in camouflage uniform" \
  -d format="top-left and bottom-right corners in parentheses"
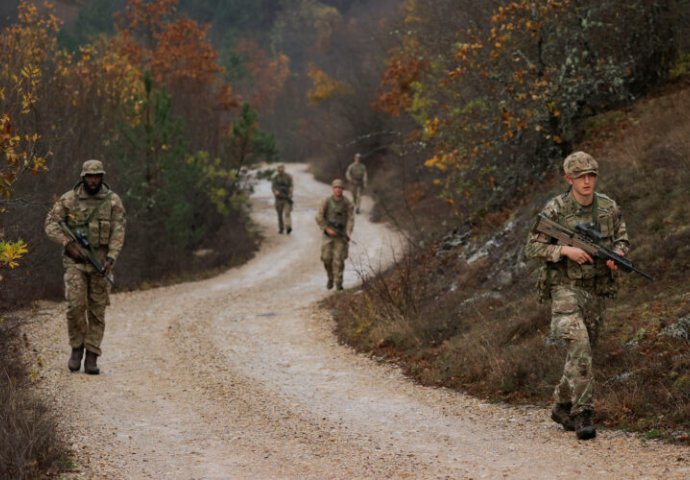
top-left (271, 164), bottom-right (293, 234)
top-left (315, 179), bottom-right (354, 290)
top-left (525, 151), bottom-right (629, 440)
top-left (45, 160), bottom-right (126, 375)
top-left (345, 153), bottom-right (367, 214)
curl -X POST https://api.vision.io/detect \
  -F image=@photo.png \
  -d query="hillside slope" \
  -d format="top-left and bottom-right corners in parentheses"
top-left (330, 82), bottom-right (690, 441)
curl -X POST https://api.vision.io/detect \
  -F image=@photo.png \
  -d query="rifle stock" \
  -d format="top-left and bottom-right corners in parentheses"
top-left (534, 214), bottom-right (653, 281)
top-left (58, 221), bottom-right (114, 285)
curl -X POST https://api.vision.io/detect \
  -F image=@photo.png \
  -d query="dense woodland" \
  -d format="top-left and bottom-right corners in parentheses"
top-left (2, 1), bottom-right (690, 476)
top-left (3, 0), bottom-right (687, 305)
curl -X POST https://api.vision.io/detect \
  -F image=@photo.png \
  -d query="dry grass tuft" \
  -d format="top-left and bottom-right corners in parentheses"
top-left (0, 316), bottom-right (66, 479)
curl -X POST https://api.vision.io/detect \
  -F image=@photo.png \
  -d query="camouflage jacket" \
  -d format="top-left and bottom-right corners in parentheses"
top-left (525, 190), bottom-right (629, 296)
top-left (45, 183), bottom-right (126, 265)
top-left (345, 162), bottom-right (367, 185)
top-left (271, 172), bottom-right (293, 199)
top-left (315, 195), bottom-right (354, 236)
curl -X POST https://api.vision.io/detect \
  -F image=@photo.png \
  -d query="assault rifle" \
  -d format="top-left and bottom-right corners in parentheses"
top-left (534, 214), bottom-right (653, 281)
top-left (326, 220), bottom-right (355, 244)
top-left (274, 186), bottom-right (293, 204)
top-left (58, 220), bottom-right (115, 285)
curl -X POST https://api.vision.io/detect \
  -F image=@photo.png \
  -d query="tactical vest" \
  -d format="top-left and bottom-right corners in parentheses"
top-left (273, 174), bottom-right (291, 195)
top-left (349, 164), bottom-right (366, 182)
top-left (326, 196), bottom-right (350, 229)
top-left (544, 192), bottom-right (618, 297)
top-left (65, 188), bottom-right (113, 249)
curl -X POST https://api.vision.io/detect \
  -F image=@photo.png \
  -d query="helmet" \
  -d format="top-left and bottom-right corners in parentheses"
top-left (563, 151), bottom-right (598, 178)
top-left (354, 153), bottom-right (362, 160)
top-left (276, 164), bottom-right (285, 172)
top-left (331, 179), bottom-right (344, 188)
top-left (81, 159), bottom-right (106, 177)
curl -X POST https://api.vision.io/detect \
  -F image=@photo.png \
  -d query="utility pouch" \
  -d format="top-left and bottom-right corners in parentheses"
top-left (88, 220), bottom-right (100, 247)
top-left (537, 266), bottom-right (551, 303)
top-left (98, 220), bottom-right (111, 245)
top-left (595, 271), bottom-right (618, 298)
top-left (566, 261), bottom-right (596, 280)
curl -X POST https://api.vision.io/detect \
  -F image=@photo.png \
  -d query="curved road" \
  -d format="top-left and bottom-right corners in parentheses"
top-left (25, 164), bottom-right (689, 479)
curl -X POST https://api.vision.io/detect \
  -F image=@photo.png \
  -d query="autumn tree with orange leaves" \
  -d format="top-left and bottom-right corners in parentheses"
top-left (115, 0), bottom-right (239, 155)
top-left (232, 39), bottom-right (290, 110)
top-left (377, 0), bottom-right (678, 218)
top-left (0, 2), bottom-right (58, 273)
top-left (0, 0), bottom-right (262, 305)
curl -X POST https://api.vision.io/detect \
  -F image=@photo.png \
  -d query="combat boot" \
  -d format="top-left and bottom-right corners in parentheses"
top-left (68, 345), bottom-right (84, 372)
top-left (336, 283), bottom-right (343, 291)
top-left (84, 351), bottom-right (100, 375)
top-left (327, 278), bottom-right (334, 289)
top-left (286, 227), bottom-right (292, 234)
top-left (573, 410), bottom-right (596, 440)
top-left (550, 402), bottom-right (575, 431)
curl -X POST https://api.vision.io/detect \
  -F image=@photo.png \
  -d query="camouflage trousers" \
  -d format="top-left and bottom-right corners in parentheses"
top-left (275, 198), bottom-right (292, 231)
top-left (321, 235), bottom-right (349, 286)
top-left (550, 284), bottom-right (605, 414)
top-left (64, 263), bottom-right (110, 356)
top-left (349, 182), bottom-right (364, 211)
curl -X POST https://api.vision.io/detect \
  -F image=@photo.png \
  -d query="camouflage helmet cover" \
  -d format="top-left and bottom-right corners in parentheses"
top-left (563, 151), bottom-right (598, 178)
top-left (81, 159), bottom-right (106, 176)
top-left (331, 179), bottom-right (345, 188)
top-left (276, 164), bottom-right (285, 172)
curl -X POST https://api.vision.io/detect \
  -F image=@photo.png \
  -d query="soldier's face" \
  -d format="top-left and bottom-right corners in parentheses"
top-left (332, 186), bottom-right (343, 198)
top-left (83, 174), bottom-right (103, 195)
top-left (567, 172), bottom-right (597, 199)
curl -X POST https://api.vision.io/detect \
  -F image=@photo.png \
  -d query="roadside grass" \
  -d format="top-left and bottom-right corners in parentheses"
top-left (0, 315), bottom-right (67, 479)
top-left (328, 85), bottom-right (690, 442)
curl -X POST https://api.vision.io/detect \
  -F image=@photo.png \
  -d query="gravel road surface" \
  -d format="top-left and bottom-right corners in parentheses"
top-left (23, 164), bottom-right (689, 479)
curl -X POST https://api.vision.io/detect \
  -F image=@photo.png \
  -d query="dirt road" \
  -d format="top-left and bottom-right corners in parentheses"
top-left (24, 164), bottom-right (689, 479)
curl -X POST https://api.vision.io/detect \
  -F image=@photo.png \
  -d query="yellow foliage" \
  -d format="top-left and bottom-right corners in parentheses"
top-left (424, 117), bottom-right (440, 138)
top-left (306, 64), bottom-right (352, 104)
top-left (0, 2), bottom-right (54, 209)
top-left (0, 239), bottom-right (28, 269)
top-left (424, 149), bottom-right (466, 173)
top-left (1, 1), bottom-right (61, 68)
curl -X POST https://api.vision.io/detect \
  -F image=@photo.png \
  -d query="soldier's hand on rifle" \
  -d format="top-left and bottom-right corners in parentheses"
top-left (561, 246), bottom-right (594, 265)
top-left (325, 226), bottom-right (337, 237)
top-left (65, 241), bottom-right (84, 261)
top-left (102, 257), bottom-right (114, 275)
top-left (606, 251), bottom-right (624, 271)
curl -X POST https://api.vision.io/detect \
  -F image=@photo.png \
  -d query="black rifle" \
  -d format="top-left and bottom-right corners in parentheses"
top-left (534, 214), bottom-right (653, 281)
top-left (326, 220), bottom-right (355, 244)
top-left (59, 220), bottom-right (115, 285)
